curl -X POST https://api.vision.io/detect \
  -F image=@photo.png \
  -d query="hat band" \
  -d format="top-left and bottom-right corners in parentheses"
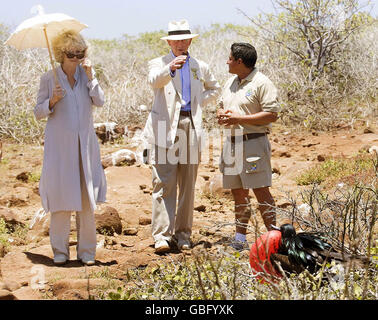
top-left (168, 30), bottom-right (191, 36)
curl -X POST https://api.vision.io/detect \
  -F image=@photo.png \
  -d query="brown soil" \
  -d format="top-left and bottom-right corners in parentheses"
top-left (0, 123), bottom-right (377, 299)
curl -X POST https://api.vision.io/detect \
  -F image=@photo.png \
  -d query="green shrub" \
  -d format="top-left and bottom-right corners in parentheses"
top-left (0, 218), bottom-right (10, 252)
top-left (104, 248), bottom-right (378, 300)
top-left (296, 156), bottom-right (375, 186)
top-left (28, 171), bottom-right (41, 183)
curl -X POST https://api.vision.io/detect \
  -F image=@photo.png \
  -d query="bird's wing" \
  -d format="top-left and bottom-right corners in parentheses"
top-left (297, 232), bottom-right (333, 251)
top-left (271, 253), bottom-right (304, 274)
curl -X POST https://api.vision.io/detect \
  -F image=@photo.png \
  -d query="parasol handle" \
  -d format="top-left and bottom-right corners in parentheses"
top-left (43, 27), bottom-right (59, 86)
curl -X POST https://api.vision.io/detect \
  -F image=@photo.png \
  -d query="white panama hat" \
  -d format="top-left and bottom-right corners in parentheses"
top-left (160, 19), bottom-right (199, 40)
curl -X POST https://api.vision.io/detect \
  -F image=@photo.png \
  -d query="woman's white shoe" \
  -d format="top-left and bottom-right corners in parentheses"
top-left (53, 255), bottom-right (68, 265)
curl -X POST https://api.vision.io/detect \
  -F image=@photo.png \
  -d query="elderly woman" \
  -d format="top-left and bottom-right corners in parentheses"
top-left (34, 30), bottom-right (107, 266)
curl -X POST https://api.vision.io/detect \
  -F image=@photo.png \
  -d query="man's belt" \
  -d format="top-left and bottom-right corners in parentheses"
top-left (180, 110), bottom-right (191, 117)
top-left (230, 132), bottom-right (266, 143)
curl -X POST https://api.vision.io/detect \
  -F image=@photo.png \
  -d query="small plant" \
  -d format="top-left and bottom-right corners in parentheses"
top-left (0, 217), bottom-right (29, 249)
top-left (296, 155), bottom-right (375, 186)
top-left (0, 218), bottom-right (11, 253)
top-left (28, 171), bottom-right (41, 183)
top-left (106, 251), bottom-right (249, 300)
top-left (89, 267), bottom-right (116, 280)
top-left (0, 158), bottom-right (9, 166)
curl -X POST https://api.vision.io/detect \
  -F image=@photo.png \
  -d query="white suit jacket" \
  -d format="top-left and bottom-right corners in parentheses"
top-left (143, 53), bottom-right (221, 148)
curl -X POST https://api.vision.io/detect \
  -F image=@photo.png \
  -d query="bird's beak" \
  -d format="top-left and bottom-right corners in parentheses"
top-left (270, 224), bottom-right (280, 231)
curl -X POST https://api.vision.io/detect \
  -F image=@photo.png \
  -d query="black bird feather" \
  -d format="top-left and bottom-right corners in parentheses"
top-left (271, 224), bottom-right (369, 275)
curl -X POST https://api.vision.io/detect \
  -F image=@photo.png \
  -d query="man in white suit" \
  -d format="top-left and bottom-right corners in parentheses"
top-left (143, 20), bottom-right (220, 253)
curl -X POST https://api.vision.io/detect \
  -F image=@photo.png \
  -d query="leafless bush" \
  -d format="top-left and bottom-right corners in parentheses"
top-left (0, 17), bottom-right (377, 143)
top-left (88, 38), bottom-right (158, 127)
top-left (236, 0), bottom-right (378, 130)
top-left (0, 25), bottom-right (48, 142)
top-left (276, 167), bottom-right (377, 257)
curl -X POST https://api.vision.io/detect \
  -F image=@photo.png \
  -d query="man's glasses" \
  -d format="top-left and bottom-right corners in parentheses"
top-left (65, 51), bottom-right (85, 59)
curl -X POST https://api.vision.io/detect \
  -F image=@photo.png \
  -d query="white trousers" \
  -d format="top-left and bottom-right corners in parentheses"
top-left (49, 152), bottom-right (97, 261)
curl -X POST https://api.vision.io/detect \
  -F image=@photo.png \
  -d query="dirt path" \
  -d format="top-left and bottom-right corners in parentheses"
top-left (0, 125), bottom-right (377, 299)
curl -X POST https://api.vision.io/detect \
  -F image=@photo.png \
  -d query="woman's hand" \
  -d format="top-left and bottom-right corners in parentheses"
top-left (49, 84), bottom-right (65, 110)
top-left (82, 58), bottom-right (93, 81)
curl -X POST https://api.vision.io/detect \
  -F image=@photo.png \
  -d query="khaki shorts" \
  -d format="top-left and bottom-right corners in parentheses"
top-left (220, 135), bottom-right (272, 190)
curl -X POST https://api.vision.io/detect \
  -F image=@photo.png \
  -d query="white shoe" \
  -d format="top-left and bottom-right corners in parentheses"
top-left (154, 240), bottom-right (170, 253)
top-left (80, 258), bottom-right (95, 266)
top-left (178, 239), bottom-right (191, 251)
top-left (53, 255), bottom-right (68, 265)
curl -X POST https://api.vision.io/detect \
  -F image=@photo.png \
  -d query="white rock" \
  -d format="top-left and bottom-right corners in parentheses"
top-left (368, 145), bottom-right (378, 154)
top-left (29, 208), bottom-right (47, 229)
top-left (298, 203), bottom-right (311, 214)
top-left (138, 105), bottom-right (148, 112)
top-left (272, 173), bottom-right (280, 180)
top-left (94, 122), bottom-right (117, 133)
top-left (102, 149), bottom-right (136, 168)
top-left (96, 239), bottom-right (105, 249)
top-left (113, 149), bottom-right (136, 163)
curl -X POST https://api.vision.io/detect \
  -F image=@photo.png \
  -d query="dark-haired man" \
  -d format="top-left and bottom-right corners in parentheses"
top-left (217, 43), bottom-right (280, 251)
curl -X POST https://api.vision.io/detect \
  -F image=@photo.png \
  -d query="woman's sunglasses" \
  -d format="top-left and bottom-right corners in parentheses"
top-left (65, 51), bottom-right (85, 59)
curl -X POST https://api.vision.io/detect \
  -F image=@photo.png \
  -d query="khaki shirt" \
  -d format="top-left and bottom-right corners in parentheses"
top-left (220, 68), bottom-right (280, 135)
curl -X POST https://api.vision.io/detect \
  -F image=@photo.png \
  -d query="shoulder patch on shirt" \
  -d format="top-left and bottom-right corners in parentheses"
top-left (245, 89), bottom-right (254, 97)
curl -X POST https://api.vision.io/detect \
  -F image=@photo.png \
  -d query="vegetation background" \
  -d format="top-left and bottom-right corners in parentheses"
top-left (0, 0), bottom-right (377, 143)
top-left (0, 0), bottom-right (376, 300)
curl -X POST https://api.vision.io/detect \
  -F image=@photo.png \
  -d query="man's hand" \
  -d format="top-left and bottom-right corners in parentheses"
top-left (217, 109), bottom-right (242, 126)
top-left (216, 108), bottom-right (226, 124)
top-left (49, 84), bottom-right (65, 110)
top-left (169, 55), bottom-right (187, 72)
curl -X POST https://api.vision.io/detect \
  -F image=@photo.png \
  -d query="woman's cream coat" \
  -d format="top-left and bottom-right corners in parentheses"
top-left (34, 66), bottom-right (107, 213)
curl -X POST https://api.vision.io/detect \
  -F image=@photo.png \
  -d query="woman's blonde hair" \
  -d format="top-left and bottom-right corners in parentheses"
top-left (52, 30), bottom-right (88, 64)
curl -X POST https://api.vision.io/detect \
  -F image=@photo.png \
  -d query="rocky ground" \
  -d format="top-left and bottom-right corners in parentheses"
top-left (0, 123), bottom-right (377, 300)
